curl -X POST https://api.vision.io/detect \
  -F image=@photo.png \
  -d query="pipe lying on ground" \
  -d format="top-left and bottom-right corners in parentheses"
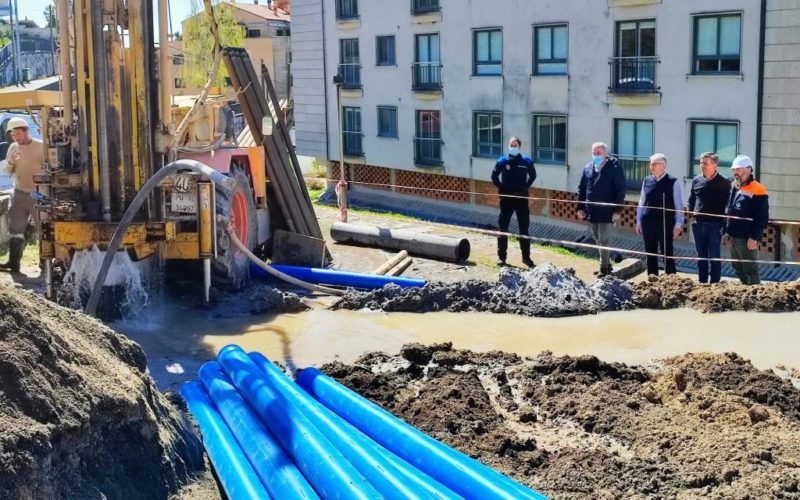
top-left (251, 263), bottom-right (426, 289)
top-left (216, 345), bottom-right (381, 500)
top-left (198, 362), bottom-right (319, 499)
top-left (247, 352), bottom-right (461, 500)
top-left (387, 257), bottom-right (413, 277)
top-left (180, 382), bottom-right (270, 500)
top-left (373, 250), bottom-right (409, 275)
top-left (331, 222), bottom-right (471, 263)
top-left (296, 367), bottom-right (548, 500)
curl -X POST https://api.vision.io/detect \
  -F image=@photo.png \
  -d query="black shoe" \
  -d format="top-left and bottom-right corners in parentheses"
top-left (0, 238), bottom-right (23, 273)
top-left (522, 257), bottom-right (535, 268)
top-left (497, 258), bottom-right (507, 267)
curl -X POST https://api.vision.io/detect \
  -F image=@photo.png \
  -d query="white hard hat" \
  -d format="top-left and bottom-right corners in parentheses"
top-left (6, 117), bottom-right (28, 133)
top-left (731, 154), bottom-right (754, 170)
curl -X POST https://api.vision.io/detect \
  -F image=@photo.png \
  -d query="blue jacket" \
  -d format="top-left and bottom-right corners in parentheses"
top-left (577, 156), bottom-right (626, 223)
top-left (725, 178), bottom-right (769, 241)
top-left (491, 154), bottom-right (536, 194)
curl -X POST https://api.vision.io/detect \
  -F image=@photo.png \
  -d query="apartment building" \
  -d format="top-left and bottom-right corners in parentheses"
top-left (293, 0), bottom-right (800, 261)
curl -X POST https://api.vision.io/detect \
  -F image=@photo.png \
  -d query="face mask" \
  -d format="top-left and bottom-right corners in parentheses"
top-left (592, 155), bottom-right (604, 166)
top-left (508, 147), bottom-right (519, 156)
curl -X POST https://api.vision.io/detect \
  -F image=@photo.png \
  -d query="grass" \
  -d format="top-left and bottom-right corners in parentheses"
top-left (535, 243), bottom-right (592, 260)
top-left (0, 242), bottom-right (40, 269)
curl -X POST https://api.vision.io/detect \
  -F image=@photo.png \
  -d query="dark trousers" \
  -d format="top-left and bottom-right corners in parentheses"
top-left (642, 219), bottom-right (676, 276)
top-left (693, 221), bottom-right (724, 283)
top-left (730, 237), bottom-right (760, 285)
top-left (497, 196), bottom-right (530, 260)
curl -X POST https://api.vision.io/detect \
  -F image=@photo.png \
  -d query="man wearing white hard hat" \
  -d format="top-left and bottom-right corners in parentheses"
top-left (724, 154), bottom-right (769, 285)
top-left (0, 117), bottom-right (44, 273)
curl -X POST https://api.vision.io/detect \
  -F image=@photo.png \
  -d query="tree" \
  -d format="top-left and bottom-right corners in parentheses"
top-left (43, 5), bottom-right (58, 29)
top-left (180, 0), bottom-right (244, 88)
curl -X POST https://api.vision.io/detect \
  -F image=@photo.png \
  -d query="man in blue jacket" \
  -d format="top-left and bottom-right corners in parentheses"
top-left (724, 155), bottom-right (769, 285)
top-left (577, 142), bottom-right (627, 276)
top-left (491, 136), bottom-right (537, 267)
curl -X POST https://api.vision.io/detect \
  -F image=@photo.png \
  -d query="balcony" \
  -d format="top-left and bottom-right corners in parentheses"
top-left (618, 156), bottom-right (649, 191)
top-left (609, 56), bottom-right (658, 93)
top-left (412, 62), bottom-right (442, 91)
top-left (335, 0), bottom-right (358, 20)
top-left (342, 131), bottom-right (363, 156)
top-left (412, 0), bottom-right (440, 14)
top-left (338, 63), bottom-right (362, 89)
top-left (414, 137), bottom-right (443, 166)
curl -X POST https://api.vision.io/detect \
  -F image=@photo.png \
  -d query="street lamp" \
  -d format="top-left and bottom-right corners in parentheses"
top-left (333, 73), bottom-right (347, 222)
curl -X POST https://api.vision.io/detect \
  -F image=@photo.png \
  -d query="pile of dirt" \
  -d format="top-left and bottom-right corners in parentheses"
top-left (322, 344), bottom-right (800, 499)
top-left (634, 275), bottom-right (800, 312)
top-left (332, 263), bottom-right (634, 317)
top-left (0, 284), bottom-right (206, 499)
top-left (245, 285), bottom-right (310, 314)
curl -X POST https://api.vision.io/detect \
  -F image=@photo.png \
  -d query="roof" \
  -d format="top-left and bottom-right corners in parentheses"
top-left (231, 3), bottom-right (290, 22)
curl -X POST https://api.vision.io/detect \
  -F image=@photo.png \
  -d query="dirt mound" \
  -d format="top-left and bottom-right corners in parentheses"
top-left (0, 284), bottom-right (205, 499)
top-left (633, 275), bottom-right (800, 312)
top-left (322, 344), bottom-right (800, 499)
top-left (245, 285), bottom-right (310, 314)
top-left (333, 264), bottom-right (634, 317)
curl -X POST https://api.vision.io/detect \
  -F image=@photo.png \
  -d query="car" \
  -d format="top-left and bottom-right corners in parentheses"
top-left (0, 113), bottom-right (41, 193)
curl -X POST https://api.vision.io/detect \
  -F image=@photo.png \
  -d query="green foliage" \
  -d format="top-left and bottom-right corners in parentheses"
top-left (180, 0), bottom-right (244, 88)
top-left (43, 5), bottom-right (57, 29)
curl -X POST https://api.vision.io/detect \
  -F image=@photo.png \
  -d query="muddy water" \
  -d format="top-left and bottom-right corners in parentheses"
top-left (115, 308), bottom-right (800, 391)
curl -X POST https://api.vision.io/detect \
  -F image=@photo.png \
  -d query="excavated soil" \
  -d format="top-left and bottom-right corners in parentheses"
top-left (633, 275), bottom-right (800, 312)
top-left (332, 264), bottom-right (635, 317)
top-left (0, 284), bottom-right (207, 499)
top-left (323, 344), bottom-right (800, 499)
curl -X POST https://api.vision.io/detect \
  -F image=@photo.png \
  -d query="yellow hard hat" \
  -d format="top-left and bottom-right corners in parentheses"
top-left (6, 117), bottom-right (28, 132)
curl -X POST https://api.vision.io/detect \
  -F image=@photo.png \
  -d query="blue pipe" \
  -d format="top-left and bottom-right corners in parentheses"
top-left (250, 263), bottom-right (426, 289)
top-left (198, 362), bottom-right (319, 500)
top-left (216, 345), bottom-right (381, 500)
top-left (296, 368), bottom-right (548, 500)
top-left (247, 352), bottom-right (462, 500)
top-left (180, 382), bottom-right (270, 500)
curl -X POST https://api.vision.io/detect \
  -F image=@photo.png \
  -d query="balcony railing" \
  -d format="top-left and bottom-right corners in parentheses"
top-left (412, 0), bottom-right (440, 14)
top-left (609, 56), bottom-right (658, 93)
top-left (342, 131), bottom-right (363, 156)
top-left (338, 63), bottom-right (362, 89)
top-left (335, 0), bottom-right (358, 19)
top-left (618, 156), bottom-right (649, 191)
top-left (414, 137), bottom-right (443, 166)
top-left (412, 62), bottom-right (442, 91)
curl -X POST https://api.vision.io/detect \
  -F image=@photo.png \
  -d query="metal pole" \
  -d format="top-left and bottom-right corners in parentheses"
top-left (10, 0), bottom-right (19, 85)
top-left (158, 0), bottom-right (172, 131)
top-left (92, 0), bottom-right (112, 221)
top-left (56, 0), bottom-right (72, 125)
top-left (334, 75), bottom-right (347, 222)
top-left (49, 10), bottom-right (55, 75)
top-left (662, 192), bottom-right (667, 273)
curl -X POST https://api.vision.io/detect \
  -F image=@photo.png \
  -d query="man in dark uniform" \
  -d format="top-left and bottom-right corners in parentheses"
top-left (491, 136), bottom-right (536, 267)
top-left (724, 155), bottom-right (769, 285)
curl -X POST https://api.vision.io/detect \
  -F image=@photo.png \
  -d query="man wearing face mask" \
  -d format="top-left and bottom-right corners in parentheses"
top-left (724, 155), bottom-right (769, 285)
top-left (577, 142), bottom-right (626, 276)
top-left (491, 136), bottom-right (537, 267)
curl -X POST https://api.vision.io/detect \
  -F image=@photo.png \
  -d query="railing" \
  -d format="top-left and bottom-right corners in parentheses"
top-left (609, 56), bottom-right (658, 93)
top-left (342, 131), bottom-right (363, 156)
top-left (338, 63), bottom-right (362, 89)
top-left (618, 156), bottom-right (649, 191)
top-left (412, 0), bottom-right (440, 14)
top-left (412, 62), bottom-right (442, 91)
top-left (335, 0), bottom-right (358, 19)
top-left (414, 137), bottom-right (443, 166)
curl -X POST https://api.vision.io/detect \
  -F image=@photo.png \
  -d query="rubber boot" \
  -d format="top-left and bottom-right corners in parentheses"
top-left (0, 238), bottom-right (24, 273)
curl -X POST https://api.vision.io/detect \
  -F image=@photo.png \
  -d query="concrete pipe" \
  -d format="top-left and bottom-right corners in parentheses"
top-left (330, 222), bottom-right (470, 263)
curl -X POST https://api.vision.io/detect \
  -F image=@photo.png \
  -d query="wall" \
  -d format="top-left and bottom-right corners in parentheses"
top-left (291, 0), bottom-right (328, 159)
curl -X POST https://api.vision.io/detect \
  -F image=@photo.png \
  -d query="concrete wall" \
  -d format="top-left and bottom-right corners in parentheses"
top-left (298, 0), bottom-right (762, 201)
top-left (291, 0), bottom-right (328, 159)
top-left (760, 0), bottom-right (800, 221)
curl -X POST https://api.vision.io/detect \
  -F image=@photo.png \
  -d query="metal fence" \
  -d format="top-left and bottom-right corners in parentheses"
top-left (414, 137), bottom-right (443, 166)
top-left (412, 62), bottom-right (442, 91)
top-left (338, 63), bottom-right (362, 89)
top-left (412, 0), bottom-right (440, 14)
top-left (610, 56), bottom-right (658, 93)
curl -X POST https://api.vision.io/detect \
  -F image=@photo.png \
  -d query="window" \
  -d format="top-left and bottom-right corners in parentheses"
top-left (412, 0), bottom-right (440, 15)
top-left (339, 38), bottom-right (361, 88)
top-left (174, 78), bottom-right (185, 89)
top-left (246, 29), bottom-right (261, 38)
top-left (377, 106), bottom-right (398, 138)
top-left (473, 29), bottom-right (502, 76)
top-left (276, 25), bottom-right (290, 37)
top-left (693, 14), bottom-right (741, 74)
top-left (533, 115), bottom-right (567, 163)
top-left (612, 20), bottom-right (657, 92)
top-left (342, 107), bottom-right (363, 156)
top-left (615, 119), bottom-right (653, 191)
top-left (415, 110), bottom-right (442, 165)
top-left (172, 54), bottom-right (184, 65)
top-left (376, 36), bottom-right (396, 66)
top-left (413, 33), bottom-right (441, 90)
top-left (335, 0), bottom-right (358, 20)
top-left (534, 24), bottom-right (567, 75)
top-left (690, 121), bottom-right (738, 176)
top-left (473, 112), bottom-right (502, 158)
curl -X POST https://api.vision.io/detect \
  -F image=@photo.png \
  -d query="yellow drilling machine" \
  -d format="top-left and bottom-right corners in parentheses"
top-left (0, 0), bottom-right (324, 316)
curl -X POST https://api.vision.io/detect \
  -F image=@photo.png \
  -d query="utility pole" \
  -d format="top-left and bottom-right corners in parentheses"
top-left (12, 0), bottom-right (20, 84)
top-left (333, 73), bottom-right (347, 223)
top-left (48, 5), bottom-right (55, 76)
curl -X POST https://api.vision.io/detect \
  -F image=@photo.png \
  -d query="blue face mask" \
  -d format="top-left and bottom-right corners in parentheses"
top-left (592, 155), bottom-right (604, 166)
top-left (508, 147), bottom-right (520, 156)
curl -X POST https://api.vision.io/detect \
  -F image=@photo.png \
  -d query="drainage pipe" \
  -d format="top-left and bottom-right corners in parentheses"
top-left (216, 345), bottom-right (380, 500)
top-left (85, 160), bottom-right (236, 316)
top-left (180, 381), bottom-right (270, 500)
top-left (247, 351), bottom-right (461, 500)
top-left (330, 222), bottom-right (471, 263)
top-left (199, 362), bottom-right (319, 499)
top-left (296, 367), bottom-right (548, 500)
top-left (251, 263), bottom-right (426, 289)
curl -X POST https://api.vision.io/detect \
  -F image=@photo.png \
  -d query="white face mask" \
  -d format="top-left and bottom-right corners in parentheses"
top-left (508, 147), bottom-right (520, 156)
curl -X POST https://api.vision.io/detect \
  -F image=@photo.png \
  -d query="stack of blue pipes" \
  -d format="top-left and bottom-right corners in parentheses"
top-left (181, 344), bottom-right (548, 499)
